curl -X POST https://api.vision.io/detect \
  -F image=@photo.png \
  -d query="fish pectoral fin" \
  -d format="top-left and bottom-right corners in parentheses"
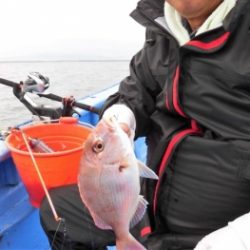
top-left (137, 160), bottom-right (158, 180)
top-left (92, 212), bottom-right (112, 230)
top-left (130, 195), bottom-right (148, 228)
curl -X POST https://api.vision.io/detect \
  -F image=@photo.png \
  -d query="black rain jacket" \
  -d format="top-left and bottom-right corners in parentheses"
top-left (101, 0), bottom-right (250, 249)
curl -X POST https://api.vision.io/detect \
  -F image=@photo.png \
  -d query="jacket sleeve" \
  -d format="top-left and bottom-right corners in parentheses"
top-left (101, 32), bottom-right (161, 138)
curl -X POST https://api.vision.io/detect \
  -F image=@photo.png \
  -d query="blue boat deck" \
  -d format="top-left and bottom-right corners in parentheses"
top-left (0, 144), bottom-right (49, 249)
top-left (0, 84), bottom-right (147, 250)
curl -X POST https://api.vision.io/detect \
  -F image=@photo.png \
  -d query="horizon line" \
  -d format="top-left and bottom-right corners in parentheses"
top-left (0, 59), bottom-right (130, 63)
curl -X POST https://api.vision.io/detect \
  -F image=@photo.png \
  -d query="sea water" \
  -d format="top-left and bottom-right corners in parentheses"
top-left (0, 61), bottom-right (129, 128)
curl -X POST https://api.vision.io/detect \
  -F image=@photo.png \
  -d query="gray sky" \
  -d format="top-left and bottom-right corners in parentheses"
top-left (0, 0), bottom-right (145, 61)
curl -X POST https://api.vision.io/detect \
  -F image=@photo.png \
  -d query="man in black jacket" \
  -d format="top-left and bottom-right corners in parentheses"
top-left (40, 0), bottom-right (250, 249)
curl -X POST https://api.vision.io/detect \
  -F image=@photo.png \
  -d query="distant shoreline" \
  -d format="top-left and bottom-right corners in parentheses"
top-left (0, 59), bottom-right (130, 63)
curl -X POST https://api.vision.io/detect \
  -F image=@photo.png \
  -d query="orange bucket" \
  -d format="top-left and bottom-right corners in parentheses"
top-left (5, 117), bottom-right (92, 207)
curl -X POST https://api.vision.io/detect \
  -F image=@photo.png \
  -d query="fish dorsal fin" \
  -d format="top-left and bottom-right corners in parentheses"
top-left (91, 212), bottom-right (112, 230)
top-left (137, 160), bottom-right (158, 180)
top-left (130, 195), bottom-right (148, 228)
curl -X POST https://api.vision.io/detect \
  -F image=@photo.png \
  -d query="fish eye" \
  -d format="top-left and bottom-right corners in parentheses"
top-left (92, 139), bottom-right (104, 153)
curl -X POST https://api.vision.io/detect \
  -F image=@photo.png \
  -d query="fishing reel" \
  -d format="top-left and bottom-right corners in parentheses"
top-left (12, 72), bottom-right (64, 119)
top-left (22, 72), bottom-right (50, 93)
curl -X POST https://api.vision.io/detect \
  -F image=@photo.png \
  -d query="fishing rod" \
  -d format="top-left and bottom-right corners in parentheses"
top-left (0, 72), bottom-right (50, 92)
top-left (0, 77), bottom-right (19, 88)
top-left (37, 93), bottom-right (99, 114)
top-left (0, 73), bottom-right (100, 118)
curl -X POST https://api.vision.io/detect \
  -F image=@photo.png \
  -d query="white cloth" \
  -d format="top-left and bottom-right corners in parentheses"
top-left (164, 0), bottom-right (236, 46)
top-left (195, 212), bottom-right (250, 250)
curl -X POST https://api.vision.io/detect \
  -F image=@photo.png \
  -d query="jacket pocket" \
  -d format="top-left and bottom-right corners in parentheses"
top-left (238, 160), bottom-right (250, 180)
top-left (234, 141), bottom-right (250, 181)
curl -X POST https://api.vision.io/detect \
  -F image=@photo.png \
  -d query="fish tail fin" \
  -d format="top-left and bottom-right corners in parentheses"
top-left (116, 233), bottom-right (146, 250)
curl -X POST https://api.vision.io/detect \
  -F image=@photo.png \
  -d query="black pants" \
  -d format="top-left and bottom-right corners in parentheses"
top-left (39, 185), bottom-right (146, 250)
top-left (39, 185), bottom-right (202, 250)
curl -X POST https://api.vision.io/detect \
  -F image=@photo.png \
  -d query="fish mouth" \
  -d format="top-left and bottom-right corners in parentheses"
top-left (102, 116), bottom-right (118, 132)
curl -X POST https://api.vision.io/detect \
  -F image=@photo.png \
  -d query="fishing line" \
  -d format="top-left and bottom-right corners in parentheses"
top-left (51, 217), bottom-right (64, 249)
top-left (50, 217), bottom-right (73, 250)
top-left (87, 219), bottom-right (97, 250)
